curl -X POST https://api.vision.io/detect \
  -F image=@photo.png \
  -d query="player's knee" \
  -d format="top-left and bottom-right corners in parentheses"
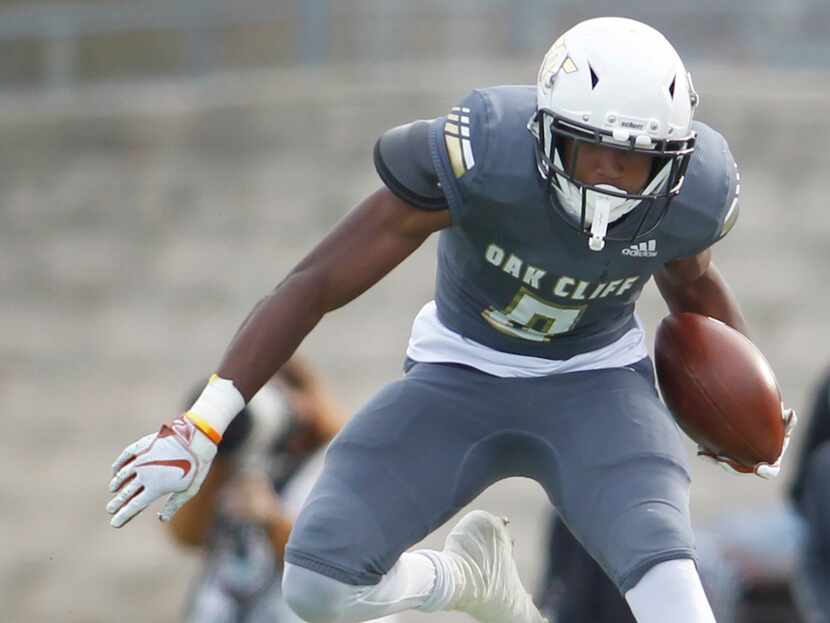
top-left (282, 562), bottom-right (354, 623)
top-left (605, 498), bottom-right (695, 591)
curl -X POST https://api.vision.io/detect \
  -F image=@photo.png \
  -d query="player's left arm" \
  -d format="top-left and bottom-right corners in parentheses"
top-left (656, 248), bottom-right (797, 478)
top-left (654, 249), bottom-right (748, 337)
top-left (655, 124), bottom-right (748, 335)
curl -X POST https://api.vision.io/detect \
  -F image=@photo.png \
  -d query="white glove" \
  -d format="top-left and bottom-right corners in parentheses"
top-left (107, 415), bottom-right (217, 528)
top-left (698, 407), bottom-right (798, 479)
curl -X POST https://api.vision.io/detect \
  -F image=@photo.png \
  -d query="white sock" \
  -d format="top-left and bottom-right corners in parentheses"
top-left (415, 549), bottom-right (460, 612)
top-left (625, 558), bottom-right (717, 623)
top-left (354, 551), bottom-right (437, 613)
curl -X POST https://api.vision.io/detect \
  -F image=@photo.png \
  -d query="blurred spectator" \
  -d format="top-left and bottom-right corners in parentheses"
top-left (166, 357), bottom-right (370, 623)
top-left (791, 367), bottom-right (830, 623)
top-left (537, 369), bottom-right (830, 623)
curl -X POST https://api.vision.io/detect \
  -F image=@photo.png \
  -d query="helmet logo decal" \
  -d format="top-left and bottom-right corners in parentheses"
top-left (562, 58), bottom-right (578, 74)
top-left (538, 37), bottom-right (577, 88)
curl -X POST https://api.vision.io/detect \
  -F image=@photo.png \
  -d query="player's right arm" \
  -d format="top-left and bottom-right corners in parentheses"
top-left (107, 119), bottom-right (451, 528)
top-left (221, 117), bottom-right (450, 400)
top-left (218, 186), bottom-right (450, 401)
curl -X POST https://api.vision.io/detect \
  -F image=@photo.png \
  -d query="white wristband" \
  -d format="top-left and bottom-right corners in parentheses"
top-left (187, 374), bottom-right (246, 439)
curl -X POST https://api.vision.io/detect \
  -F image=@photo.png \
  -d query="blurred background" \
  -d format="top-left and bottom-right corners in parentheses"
top-left (1, 1), bottom-right (828, 621)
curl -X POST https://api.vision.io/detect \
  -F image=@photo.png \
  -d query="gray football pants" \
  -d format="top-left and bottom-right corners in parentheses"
top-left (285, 358), bottom-right (696, 593)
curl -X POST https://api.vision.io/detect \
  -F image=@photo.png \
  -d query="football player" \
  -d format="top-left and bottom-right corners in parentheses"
top-left (107, 17), bottom-right (795, 623)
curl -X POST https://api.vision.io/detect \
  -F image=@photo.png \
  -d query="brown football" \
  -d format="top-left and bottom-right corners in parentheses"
top-left (654, 312), bottom-right (784, 467)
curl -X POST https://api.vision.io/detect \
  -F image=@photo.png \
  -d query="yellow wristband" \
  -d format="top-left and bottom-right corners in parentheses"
top-left (184, 411), bottom-right (223, 444)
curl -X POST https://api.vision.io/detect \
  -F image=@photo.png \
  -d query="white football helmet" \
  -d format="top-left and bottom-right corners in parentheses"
top-left (529, 17), bottom-right (699, 250)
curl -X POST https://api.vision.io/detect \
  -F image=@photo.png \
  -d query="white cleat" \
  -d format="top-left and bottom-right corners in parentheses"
top-left (444, 510), bottom-right (548, 623)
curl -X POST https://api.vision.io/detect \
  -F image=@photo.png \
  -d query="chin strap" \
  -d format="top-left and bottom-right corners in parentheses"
top-left (588, 198), bottom-right (610, 251)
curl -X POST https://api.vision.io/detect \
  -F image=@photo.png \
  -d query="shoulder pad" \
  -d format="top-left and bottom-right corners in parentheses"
top-left (374, 120), bottom-right (447, 211)
top-left (662, 122), bottom-right (740, 257)
top-left (428, 86), bottom-right (539, 223)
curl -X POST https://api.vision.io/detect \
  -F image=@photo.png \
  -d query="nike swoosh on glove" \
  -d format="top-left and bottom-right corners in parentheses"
top-left (698, 408), bottom-right (798, 479)
top-left (107, 416), bottom-right (217, 528)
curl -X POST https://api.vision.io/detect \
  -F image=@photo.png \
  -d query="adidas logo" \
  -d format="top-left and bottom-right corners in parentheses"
top-left (622, 240), bottom-right (658, 258)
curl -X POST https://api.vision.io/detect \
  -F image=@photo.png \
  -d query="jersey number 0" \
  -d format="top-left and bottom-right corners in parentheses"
top-left (482, 287), bottom-right (586, 342)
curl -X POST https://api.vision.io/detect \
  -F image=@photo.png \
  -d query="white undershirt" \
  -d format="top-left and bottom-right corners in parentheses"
top-left (406, 301), bottom-right (648, 378)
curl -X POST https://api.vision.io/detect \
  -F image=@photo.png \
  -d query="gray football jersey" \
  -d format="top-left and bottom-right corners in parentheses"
top-left (376, 85), bottom-right (739, 360)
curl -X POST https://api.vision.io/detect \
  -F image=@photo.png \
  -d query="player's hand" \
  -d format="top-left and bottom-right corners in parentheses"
top-left (698, 407), bottom-right (798, 479)
top-left (107, 416), bottom-right (218, 527)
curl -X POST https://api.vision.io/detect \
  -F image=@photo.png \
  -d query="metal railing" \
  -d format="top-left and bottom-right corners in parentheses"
top-left (0, 0), bottom-right (827, 89)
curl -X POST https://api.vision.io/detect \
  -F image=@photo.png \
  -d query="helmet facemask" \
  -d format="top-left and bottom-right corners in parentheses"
top-left (529, 109), bottom-right (696, 251)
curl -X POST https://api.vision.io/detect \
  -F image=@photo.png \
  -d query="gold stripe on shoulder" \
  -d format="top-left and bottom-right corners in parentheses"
top-left (445, 133), bottom-right (465, 177)
top-left (720, 198), bottom-right (739, 237)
